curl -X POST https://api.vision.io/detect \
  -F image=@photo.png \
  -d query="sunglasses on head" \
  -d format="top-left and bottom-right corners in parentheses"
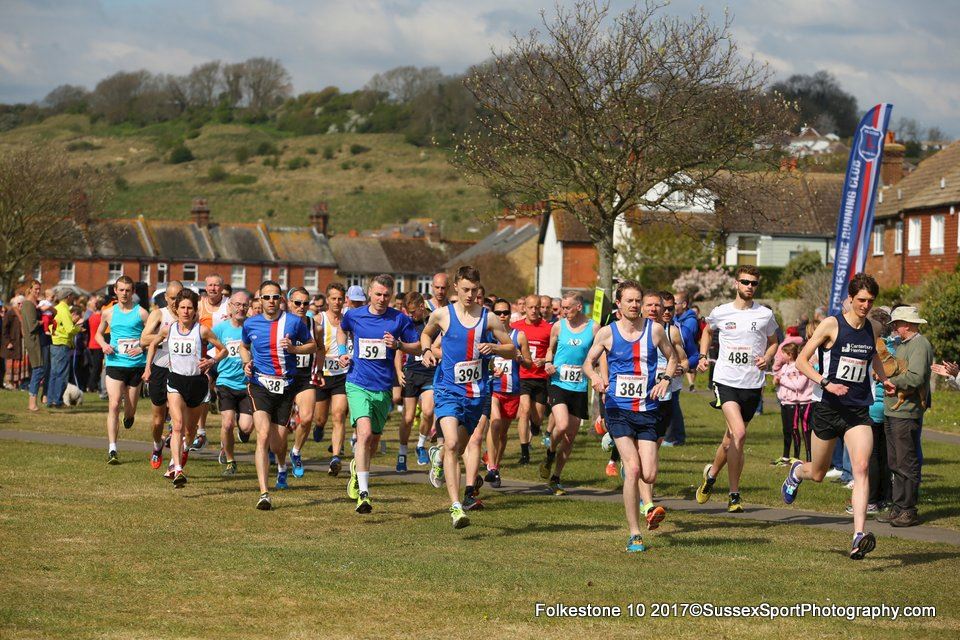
top-left (738, 279), bottom-right (759, 287)
top-left (290, 300), bottom-right (309, 307)
top-left (261, 294), bottom-right (282, 301)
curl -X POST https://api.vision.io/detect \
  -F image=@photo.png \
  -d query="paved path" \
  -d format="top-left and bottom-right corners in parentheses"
top-left (3, 428), bottom-right (959, 547)
top-left (922, 429), bottom-right (960, 446)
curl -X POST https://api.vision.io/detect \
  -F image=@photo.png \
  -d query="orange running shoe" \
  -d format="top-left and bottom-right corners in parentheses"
top-left (646, 505), bottom-right (666, 531)
top-left (605, 460), bottom-right (618, 477)
top-left (150, 448), bottom-right (162, 470)
top-left (594, 416), bottom-right (606, 436)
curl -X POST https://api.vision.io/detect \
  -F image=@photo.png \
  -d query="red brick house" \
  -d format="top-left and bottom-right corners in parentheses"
top-left (865, 139), bottom-right (960, 288)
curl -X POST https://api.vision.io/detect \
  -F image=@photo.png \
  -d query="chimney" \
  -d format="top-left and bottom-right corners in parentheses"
top-left (882, 131), bottom-right (905, 186)
top-left (426, 220), bottom-right (441, 242)
top-left (191, 197), bottom-right (211, 228)
top-left (310, 202), bottom-right (330, 236)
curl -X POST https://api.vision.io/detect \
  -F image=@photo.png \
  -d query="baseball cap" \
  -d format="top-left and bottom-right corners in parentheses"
top-left (346, 285), bottom-right (366, 302)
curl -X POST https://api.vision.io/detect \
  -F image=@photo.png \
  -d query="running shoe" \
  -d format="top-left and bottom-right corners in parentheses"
top-left (824, 467), bottom-right (843, 480)
top-left (329, 456), bottom-right (342, 477)
top-left (222, 461), bottom-right (237, 476)
top-left (163, 463), bottom-right (175, 479)
top-left (541, 433), bottom-right (551, 448)
top-left (646, 505), bottom-right (666, 531)
top-left (312, 425), bottom-right (324, 442)
top-left (548, 479), bottom-right (567, 496)
top-left (490, 469), bottom-right (502, 489)
top-left (276, 470), bottom-right (289, 490)
top-left (625, 534), bottom-right (645, 553)
top-left (416, 446), bottom-right (429, 466)
top-left (150, 448), bottom-right (162, 470)
top-left (605, 461), bottom-right (618, 477)
top-left (257, 492), bottom-right (272, 511)
top-left (189, 433), bottom-right (207, 451)
top-left (782, 460), bottom-right (803, 505)
top-left (484, 468), bottom-right (497, 484)
top-left (123, 416), bottom-right (134, 429)
top-left (695, 464), bottom-right (715, 504)
top-left (463, 494), bottom-right (485, 511)
top-left (771, 457), bottom-right (790, 467)
top-left (107, 450), bottom-right (119, 465)
top-left (347, 458), bottom-right (359, 499)
top-left (539, 453), bottom-right (555, 480)
top-left (291, 451), bottom-right (304, 478)
top-left (237, 428), bottom-right (250, 444)
top-left (850, 532), bottom-right (876, 560)
top-left (845, 503), bottom-right (880, 516)
top-left (218, 447), bottom-right (227, 465)
top-left (428, 446), bottom-right (444, 489)
top-left (162, 433), bottom-right (171, 449)
top-left (172, 470), bottom-right (187, 488)
top-left (450, 504), bottom-right (470, 529)
top-left (727, 493), bottom-right (744, 513)
top-left (356, 491), bottom-right (372, 514)
top-left (396, 454), bottom-right (407, 473)
top-left (517, 452), bottom-right (530, 466)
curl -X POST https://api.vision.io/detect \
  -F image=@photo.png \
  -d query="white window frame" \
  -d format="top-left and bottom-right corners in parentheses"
top-left (907, 218), bottom-right (921, 256)
top-left (139, 263), bottom-right (150, 285)
top-left (277, 267), bottom-right (288, 289)
top-left (262, 267), bottom-right (272, 283)
top-left (416, 275), bottom-right (431, 295)
top-left (58, 261), bottom-right (75, 284)
top-left (157, 263), bottom-right (168, 284)
top-left (930, 215), bottom-right (945, 254)
top-left (183, 263), bottom-right (198, 281)
top-left (33, 264), bottom-right (42, 281)
top-left (872, 226), bottom-right (883, 256)
top-left (736, 235), bottom-right (759, 266)
top-left (894, 222), bottom-right (903, 255)
top-left (303, 268), bottom-right (318, 292)
top-left (107, 262), bottom-right (123, 283)
top-left (345, 273), bottom-right (364, 288)
top-left (231, 265), bottom-right (246, 289)
top-left (394, 274), bottom-right (404, 295)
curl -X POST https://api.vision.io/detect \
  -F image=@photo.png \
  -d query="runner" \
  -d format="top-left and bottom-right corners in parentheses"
top-left (486, 298), bottom-right (532, 488)
top-left (213, 291), bottom-right (253, 476)
top-left (193, 274), bottom-right (232, 450)
top-left (540, 292), bottom-right (598, 495)
top-left (140, 280), bottom-right (182, 470)
top-left (511, 294), bottom-right (551, 464)
top-left (337, 274), bottom-right (420, 514)
top-left (96, 276), bottom-right (148, 464)
top-left (144, 288), bottom-right (226, 487)
top-left (781, 273), bottom-right (894, 560)
top-left (395, 291), bottom-right (436, 472)
top-left (313, 283), bottom-right (350, 476)
top-left (284, 287), bottom-right (322, 484)
top-left (240, 280), bottom-right (316, 510)
top-left (582, 280), bottom-right (678, 552)
top-left (426, 272), bottom-right (449, 313)
top-left (420, 266), bottom-right (516, 528)
top-left (694, 266), bottom-right (779, 512)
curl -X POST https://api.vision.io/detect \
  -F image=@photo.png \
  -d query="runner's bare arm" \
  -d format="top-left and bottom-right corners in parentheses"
top-left (96, 307), bottom-right (114, 354)
top-left (201, 327), bottom-right (227, 365)
top-left (757, 333), bottom-right (778, 369)
top-left (139, 308), bottom-right (162, 347)
top-left (583, 326), bottom-right (612, 393)
top-left (485, 324), bottom-right (518, 359)
top-left (517, 333), bottom-right (533, 367)
top-left (650, 323), bottom-right (678, 400)
top-left (696, 323), bottom-right (713, 372)
top-left (419, 307), bottom-right (445, 366)
top-left (670, 325), bottom-right (688, 375)
top-left (543, 322), bottom-right (560, 374)
top-left (143, 326), bottom-right (169, 379)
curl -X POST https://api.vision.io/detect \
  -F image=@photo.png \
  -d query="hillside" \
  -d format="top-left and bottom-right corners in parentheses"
top-left (0, 114), bottom-right (499, 239)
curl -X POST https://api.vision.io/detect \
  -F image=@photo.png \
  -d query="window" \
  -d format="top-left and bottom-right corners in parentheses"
top-left (107, 262), bottom-right (123, 283)
top-left (872, 226), bottom-right (883, 256)
top-left (277, 267), bottom-right (288, 289)
top-left (894, 222), bottom-right (903, 255)
top-left (231, 265), bottom-right (246, 289)
top-left (346, 273), bottom-right (364, 288)
top-left (303, 268), bottom-right (318, 292)
top-left (183, 263), bottom-right (198, 281)
top-left (736, 235), bottom-right (759, 266)
top-left (931, 215), bottom-right (945, 254)
top-left (33, 264), bottom-right (42, 281)
top-left (157, 263), bottom-right (168, 284)
top-left (140, 263), bottom-right (150, 285)
top-left (58, 261), bottom-right (75, 284)
top-left (908, 218), bottom-right (921, 256)
top-left (416, 275), bottom-right (431, 295)
top-left (262, 267), bottom-right (272, 283)
top-left (394, 274), bottom-right (404, 295)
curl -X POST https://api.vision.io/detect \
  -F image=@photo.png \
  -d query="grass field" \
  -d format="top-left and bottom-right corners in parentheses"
top-left (0, 114), bottom-right (499, 237)
top-left (2, 398), bottom-right (959, 638)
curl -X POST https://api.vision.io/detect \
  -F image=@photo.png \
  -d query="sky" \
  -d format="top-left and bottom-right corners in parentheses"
top-left (2, 0), bottom-right (959, 136)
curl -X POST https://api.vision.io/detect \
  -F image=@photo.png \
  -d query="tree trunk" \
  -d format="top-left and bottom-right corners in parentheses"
top-left (596, 224), bottom-right (616, 295)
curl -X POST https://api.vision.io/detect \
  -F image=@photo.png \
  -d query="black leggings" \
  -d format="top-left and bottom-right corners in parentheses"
top-left (780, 403), bottom-right (812, 461)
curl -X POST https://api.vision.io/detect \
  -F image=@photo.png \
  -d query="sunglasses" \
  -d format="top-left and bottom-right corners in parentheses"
top-left (663, 305), bottom-right (675, 312)
top-left (261, 294), bottom-right (282, 301)
top-left (738, 279), bottom-right (760, 287)
top-left (493, 310), bottom-right (511, 316)
top-left (290, 300), bottom-right (309, 307)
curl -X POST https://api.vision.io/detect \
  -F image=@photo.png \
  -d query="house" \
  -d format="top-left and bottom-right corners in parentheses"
top-left (35, 199), bottom-right (338, 294)
top-left (444, 207), bottom-right (541, 293)
top-left (329, 235), bottom-right (449, 295)
top-left (785, 126), bottom-right (849, 158)
top-left (537, 210), bottom-right (597, 298)
top-left (865, 137), bottom-right (960, 288)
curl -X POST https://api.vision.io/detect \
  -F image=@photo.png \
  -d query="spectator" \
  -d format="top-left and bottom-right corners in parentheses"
top-left (857, 307), bottom-right (893, 515)
top-left (86, 298), bottom-right (105, 394)
top-left (878, 306), bottom-right (934, 527)
top-left (21, 281), bottom-right (43, 411)
top-left (664, 290), bottom-right (699, 445)
top-left (2, 295), bottom-right (25, 390)
top-left (773, 326), bottom-right (804, 373)
top-left (48, 290), bottom-right (80, 408)
top-left (773, 342), bottom-right (813, 464)
top-left (931, 360), bottom-right (959, 390)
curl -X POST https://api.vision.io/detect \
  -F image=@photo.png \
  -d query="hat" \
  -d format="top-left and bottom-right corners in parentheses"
top-left (38, 300), bottom-right (53, 310)
top-left (346, 285), bottom-right (366, 302)
top-left (786, 326), bottom-right (799, 337)
top-left (888, 306), bottom-right (927, 325)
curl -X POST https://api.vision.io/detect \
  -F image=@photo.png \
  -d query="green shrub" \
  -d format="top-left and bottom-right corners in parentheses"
top-left (262, 156), bottom-right (278, 168)
top-left (255, 141), bottom-right (279, 156)
top-left (322, 145), bottom-right (335, 159)
top-left (265, 208), bottom-right (275, 218)
top-left (349, 143), bottom-right (370, 155)
top-left (235, 146), bottom-right (250, 164)
top-left (208, 164), bottom-right (229, 182)
top-left (66, 140), bottom-right (101, 152)
top-left (286, 156), bottom-right (309, 170)
top-left (226, 174), bottom-right (257, 185)
top-left (340, 161), bottom-right (354, 170)
top-left (167, 143), bottom-right (194, 164)
top-left (876, 284), bottom-right (912, 307)
top-left (306, 147), bottom-right (318, 155)
top-left (361, 161), bottom-right (373, 171)
top-left (114, 176), bottom-right (129, 191)
top-left (921, 270), bottom-right (960, 361)
top-left (185, 129), bottom-right (201, 139)
top-left (781, 250), bottom-right (825, 283)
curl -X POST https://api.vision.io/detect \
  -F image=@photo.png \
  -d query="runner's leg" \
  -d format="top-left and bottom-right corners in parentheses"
top-left (844, 424), bottom-right (873, 535)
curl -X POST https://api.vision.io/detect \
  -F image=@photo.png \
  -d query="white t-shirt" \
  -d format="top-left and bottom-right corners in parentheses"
top-left (707, 302), bottom-right (778, 389)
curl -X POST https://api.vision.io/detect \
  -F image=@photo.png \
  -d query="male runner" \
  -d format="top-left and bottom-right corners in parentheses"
top-left (337, 275), bottom-right (420, 514)
top-left (421, 266), bottom-right (516, 528)
top-left (140, 280), bottom-right (182, 469)
top-left (694, 266), bottom-right (778, 512)
top-left (540, 292), bottom-right (597, 494)
top-left (512, 294), bottom-right (551, 463)
top-left (284, 287), bottom-right (322, 484)
top-left (97, 276), bottom-right (148, 464)
top-left (583, 281), bottom-right (678, 552)
top-left (214, 291), bottom-right (254, 476)
top-left (539, 295), bottom-right (556, 324)
top-left (395, 292), bottom-right (436, 471)
top-left (240, 280), bottom-right (316, 511)
top-left (782, 273), bottom-right (894, 560)
top-left (314, 283), bottom-right (350, 476)
top-left (486, 298), bottom-right (532, 487)
top-left (426, 272), bottom-right (449, 313)
top-left (194, 274), bottom-right (231, 449)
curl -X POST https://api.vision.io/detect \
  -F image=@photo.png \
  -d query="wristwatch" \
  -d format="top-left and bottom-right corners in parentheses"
top-left (819, 377), bottom-right (830, 390)
top-left (656, 373), bottom-right (672, 383)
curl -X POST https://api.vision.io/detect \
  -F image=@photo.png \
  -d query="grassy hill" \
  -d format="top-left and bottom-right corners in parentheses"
top-left (0, 114), bottom-right (499, 239)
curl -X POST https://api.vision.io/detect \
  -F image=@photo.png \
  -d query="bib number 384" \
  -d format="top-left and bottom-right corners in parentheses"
top-left (615, 374), bottom-right (646, 399)
top-left (455, 359), bottom-right (482, 384)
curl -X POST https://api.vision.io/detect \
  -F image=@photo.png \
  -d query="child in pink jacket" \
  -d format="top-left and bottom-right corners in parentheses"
top-left (774, 342), bottom-right (814, 464)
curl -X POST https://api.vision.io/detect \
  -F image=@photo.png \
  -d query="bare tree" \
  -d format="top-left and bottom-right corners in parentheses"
top-left (365, 66), bottom-right (446, 102)
top-left (42, 84), bottom-right (90, 114)
top-left (242, 57), bottom-right (292, 112)
top-left (162, 74), bottom-right (190, 115)
top-left (90, 70), bottom-right (154, 123)
top-left (0, 148), bottom-right (109, 297)
top-left (453, 1), bottom-right (795, 291)
top-left (186, 61), bottom-right (223, 108)
top-left (221, 62), bottom-right (246, 107)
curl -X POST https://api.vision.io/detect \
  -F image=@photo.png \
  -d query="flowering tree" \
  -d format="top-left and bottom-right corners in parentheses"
top-left (672, 267), bottom-right (736, 301)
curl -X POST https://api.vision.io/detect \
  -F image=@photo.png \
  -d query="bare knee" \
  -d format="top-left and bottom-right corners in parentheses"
top-left (641, 469), bottom-right (657, 484)
top-left (622, 460), bottom-right (641, 482)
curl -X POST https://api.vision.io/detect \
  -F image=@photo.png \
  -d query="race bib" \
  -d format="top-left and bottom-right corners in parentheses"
top-left (454, 359), bottom-right (483, 385)
top-left (169, 337), bottom-right (195, 356)
top-left (324, 357), bottom-right (346, 374)
top-left (724, 344), bottom-right (752, 367)
top-left (117, 339), bottom-right (140, 356)
top-left (614, 374), bottom-right (647, 399)
top-left (559, 364), bottom-right (583, 384)
top-left (493, 357), bottom-right (513, 377)
top-left (225, 340), bottom-right (242, 358)
top-left (296, 353), bottom-right (311, 369)
top-left (257, 374), bottom-right (287, 394)
top-left (837, 356), bottom-right (868, 384)
top-left (358, 338), bottom-right (386, 360)
top-left (529, 344), bottom-right (539, 360)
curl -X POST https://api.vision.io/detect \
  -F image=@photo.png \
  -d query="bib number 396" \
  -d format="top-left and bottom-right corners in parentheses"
top-left (455, 359), bottom-right (482, 384)
top-left (615, 374), bottom-right (646, 399)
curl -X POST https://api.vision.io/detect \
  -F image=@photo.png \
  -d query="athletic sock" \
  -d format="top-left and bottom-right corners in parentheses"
top-left (641, 502), bottom-right (653, 515)
top-left (546, 449), bottom-right (556, 462)
top-left (226, 459), bottom-right (234, 464)
top-left (729, 491), bottom-right (740, 499)
top-left (452, 501), bottom-right (462, 510)
top-left (358, 472), bottom-right (370, 493)
top-left (854, 531), bottom-right (864, 540)
top-left (706, 466), bottom-right (716, 483)
top-left (417, 434), bottom-right (428, 448)
top-left (153, 440), bottom-right (161, 450)
top-left (789, 465), bottom-right (800, 483)
top-left (399, 444), bottom-right (408, 456)
top-left (278, 464), bottom-right (287, 472)
top-left (521, 443), bottom-right (530, 458)
top-left (291, 447), bottom-right (300, 457)
top-left (174, 465), bottom-right (183, 472)
top-left (109, 442), bottom-right (117, 453)
top-left (197, 429), bottom-right (206, 436)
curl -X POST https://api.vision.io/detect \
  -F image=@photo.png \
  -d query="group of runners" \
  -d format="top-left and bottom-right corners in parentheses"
top-left (95, 263), bottom-right (895, 558)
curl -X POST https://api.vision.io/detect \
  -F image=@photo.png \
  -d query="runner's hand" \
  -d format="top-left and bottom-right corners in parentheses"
top-left (826, 382), bottom-right (849, 396)
top-left (590, 374), bottom-right (608, 394)
top-left (199, 358), bottom-right (214, 373)
top-left (696, 358), bottom-right (709, 373)
top-left (754, 354), bottom-right (768, 369)
top-left (338, 354), bottom-right (350, 368)
top-left (882, 379), bottom-right (897, 396)
top-left (243, 361), bottom-right (254, 377)
top-left (142, 367), bottom-right (151, 382)
top-left (544, 363), bottom-right (557, 375)
top-left (421, 349), bottom-right (437, 368)
top-left (397, 370), bottom-right (406, 386)
top-left (383, 332), bottom-right (397, 349)
top-left (103, 344), bottom-right (115, 356)
top-left (279, 333), bottom-right (293, 350)
top-left (477, 342), bottom-right (494, 356)
top-left (649, 379), bottom-right (670, 400)
top-left (128, 346), bottom-right (143, 357)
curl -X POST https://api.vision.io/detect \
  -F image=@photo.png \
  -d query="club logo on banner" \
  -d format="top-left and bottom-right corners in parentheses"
top-left (828, 104), bottom-right (893, 314)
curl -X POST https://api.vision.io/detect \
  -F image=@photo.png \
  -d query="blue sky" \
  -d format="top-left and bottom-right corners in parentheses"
top-left (2, 0), bottom-right (958, 136)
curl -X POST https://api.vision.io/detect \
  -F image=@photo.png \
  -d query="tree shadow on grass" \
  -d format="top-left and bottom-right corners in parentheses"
top-left (855, 549), bottom-right (960, 569)
top-left (458, 521), bottom-right (621, 541)
top-left (0, 413), bottom-right (15, 423)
